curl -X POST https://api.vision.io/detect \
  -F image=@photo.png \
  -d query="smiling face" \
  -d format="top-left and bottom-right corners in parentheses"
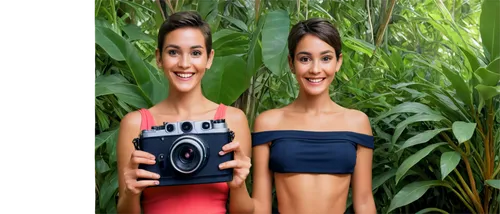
top-left (289, 34), bottom-right (343, 96)
top-left (156, 27), bottom-right (214, 93)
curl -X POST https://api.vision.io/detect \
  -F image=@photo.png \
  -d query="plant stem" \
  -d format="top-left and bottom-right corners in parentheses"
top-left (454, 169), bottom-right (483, 213)
top-left (447, 176), bottom-right (473, 208)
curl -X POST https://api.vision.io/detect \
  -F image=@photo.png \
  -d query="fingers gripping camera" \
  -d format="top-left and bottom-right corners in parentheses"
top-left (133, 119), bottom-right (235, 187)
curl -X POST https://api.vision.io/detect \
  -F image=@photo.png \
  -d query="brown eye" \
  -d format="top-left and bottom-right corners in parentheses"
top-left (192, 50), bottom-right (202, 56)
top-left (168, 50), bottom-right (178, 56)
top-left (299, 57), bottom-right (310, 62)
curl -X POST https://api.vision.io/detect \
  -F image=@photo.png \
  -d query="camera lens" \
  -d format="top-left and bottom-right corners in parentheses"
top-left (202, 122), bottom-right (210, 129)
top-left (181, 122), bottom-right (193, 133)
top-left (170, 137), bottom-right (207, 174)
top-left (166, 124), bottom-right (174, 132)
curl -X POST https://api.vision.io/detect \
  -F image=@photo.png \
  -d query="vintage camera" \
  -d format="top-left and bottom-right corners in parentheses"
top-left (133, 119), bottom-right (235, 186)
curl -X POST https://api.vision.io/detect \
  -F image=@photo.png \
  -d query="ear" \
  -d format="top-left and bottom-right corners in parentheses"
top-left (155, 49), bottom-right (162, 69)
top-left (335, 53), bottom-right (343, 73)
top-left (206, 49), bottom-right (215, 70)
top-left (288, 55), bottom-right (294, 73)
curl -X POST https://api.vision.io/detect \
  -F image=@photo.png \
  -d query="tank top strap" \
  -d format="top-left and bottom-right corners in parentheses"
top-left (213, 104), bottom-right (227, 120)
top-left (138, 108), bottom-right (156, 131)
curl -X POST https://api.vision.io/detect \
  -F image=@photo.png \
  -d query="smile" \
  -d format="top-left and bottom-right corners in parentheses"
top-left (174, 72), bottom-right (195, 79)
top-left (305, 78), bottom-right (325, 83)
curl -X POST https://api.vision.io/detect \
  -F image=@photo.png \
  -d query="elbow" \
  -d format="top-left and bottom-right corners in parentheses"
top-left (353, 195), bottom-right (376, 214)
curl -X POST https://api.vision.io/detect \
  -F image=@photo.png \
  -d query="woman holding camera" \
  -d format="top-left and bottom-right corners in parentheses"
top-left (116, 11), bottom-right (253, 214)
top-left (250, 18), bottom-right (376, 214)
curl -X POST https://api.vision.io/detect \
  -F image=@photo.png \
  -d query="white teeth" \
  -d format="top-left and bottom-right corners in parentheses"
top-left (175, 73), bottom-right (194, 78)
top-left (306, 78), bottom-right (324, 83)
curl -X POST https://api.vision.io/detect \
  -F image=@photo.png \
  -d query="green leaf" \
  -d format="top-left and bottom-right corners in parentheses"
top-left (95, 75), bottom-right (150, 109)
top-left (392, 113), bottom-right (447, 145)
top-left (440, 151), bottom-right (461, 180)
top-left (121, 24), bottom-right (154, 42)
top-left (372, 169), bottom-right (396, 190)
top-left (374, 102), bottom-right (441, 123)
top-left (95, 26), bottom-right (125, 61)
top-left (441, 64), bottom-right (472, 107)
top-left (262, 10), bottom-right (290, 76)
top-left (399, 128), bottom-right (450, 150)
top-left (474, 67), bottom-right (500, 87)
top-left (487, 57), bottom-right (500, 75)
top-left (247, 14), bottom-right (265, 76)
top-left (475, 85), bottom-right (500, 101)
top-left (202, 55), bottom-right (251, 105)
top-left (486, 180), bottom-right (500, 190)
top-left (460, 46), bottom-right (480, 72)
top-left (99, 169), bottom-right (119, 210)
top-left (95, 129), bottom-right (119, 151)
top-left (415, 207), bottom-right (449, 214)
top-left (388, 180), bottom-right (449, 212)
top-left (452, 121), bottom-right (477, 144)
top-left (395, 142), bottom-right (446, 184)
top-left (95, 159), bottom-right (110, 174)
top-left (480, 0), bottom-right (500, 60)
top-left (219, 15), bottom-right (249, 32)
top-left (343, 37), bottom-right (375, 57)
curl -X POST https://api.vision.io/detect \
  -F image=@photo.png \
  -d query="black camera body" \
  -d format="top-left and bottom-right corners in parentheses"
top-left (133, 119), bottom-right (235, 187)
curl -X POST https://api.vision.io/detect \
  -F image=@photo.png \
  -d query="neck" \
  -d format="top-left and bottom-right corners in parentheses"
top-left (292, 89), bottom-right (335, 114)
top-left (163, 84), bottom-right (211, 115)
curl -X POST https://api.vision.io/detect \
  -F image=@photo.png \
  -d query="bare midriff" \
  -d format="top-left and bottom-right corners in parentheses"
top-left (274, 173), bottom-right (351, 214)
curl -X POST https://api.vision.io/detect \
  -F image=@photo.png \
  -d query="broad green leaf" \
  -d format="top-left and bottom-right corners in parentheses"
top-left (262, 10), bottom-right (290, 76)
top-left (440, 151), bottom-right (461, 180)
top-left (452, 121), bottom-right (477, 144)
top-left (96, 159), bottom-right (110, 174)
top-left (96, 26), bottom-right (125, 61)
top-left (415, 207), bottom-right (449, 214)
top-left (99, 169), bottom-right (119, 210)
top-left (388, 180), bottom-right (449, 212)
top-left (474, 67), bottom-right (500, 87)
top-left (202, 55), bottom-right (251, 105)
top-left (460, 46), bottom-right (480, 72)
top-left (486, 180), bottom-right (500, 190)
top-left (392, 113), bottom-right (447, 145)
top-left (122, 24), bottom-right (154, 42)
top-left (399, 128), bottom-right (450, 150)
top-left (395, 142), bottom-right (446, 184)
top-left (486, 57), bottom-right (500, 75)
top-left (441, 64), bottom-right (472, 107)
top-left (247, 14), bottom-right (266, 76)
top-left (372, 169), bottom-right (396, 190)
top-left (219, 15), bottom-right (249, 32)
top-left (95, 26), bottom-right (168, 105)
top-left (374, 102), bottom-right (441, 122)
top-left (480, 0), bottom-right (500, 60)
top-left (475, 85), bottom-right (500, 101)
top-left (343, 37), bottom-right (375, 57)
top-left (95, 128), bottom-right (119, 151)
top-left (95, 75), bottom-right (150, 109)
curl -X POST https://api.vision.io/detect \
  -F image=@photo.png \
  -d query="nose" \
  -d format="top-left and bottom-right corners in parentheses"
top-left (309, 59), bottom-right (321, 74)
top-left (178, 54), bottom-right (191, 69)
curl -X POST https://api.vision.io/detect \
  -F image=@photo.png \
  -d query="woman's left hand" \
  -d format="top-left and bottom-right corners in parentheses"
top-left (218, 141), bottom-right (251, 189)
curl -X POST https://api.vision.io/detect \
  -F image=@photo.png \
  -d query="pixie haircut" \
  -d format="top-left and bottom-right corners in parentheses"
top-left (287, 18), bottom-right (342, 61)
top-left (157, 11), bottom-right (212, 56)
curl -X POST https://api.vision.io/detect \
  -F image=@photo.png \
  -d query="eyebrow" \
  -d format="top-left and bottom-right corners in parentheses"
top-left (296, 50), bottom-right (334, 56)
top-left (164, 44), bottom-right (204, 51)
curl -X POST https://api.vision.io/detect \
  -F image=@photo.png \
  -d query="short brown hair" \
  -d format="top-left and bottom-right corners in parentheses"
top-left (288, 18), bottom-right (342, 61)
top-left (157, 11), bottom-right (212, 56)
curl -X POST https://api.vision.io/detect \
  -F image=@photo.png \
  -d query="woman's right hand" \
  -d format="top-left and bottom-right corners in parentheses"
top-left (123, 150), bottom-right (160, 195)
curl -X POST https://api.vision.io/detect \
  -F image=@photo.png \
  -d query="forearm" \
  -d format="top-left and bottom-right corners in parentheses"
top-left (228, 185), bottom-right (254, 214)
top-left (252, 198), bottom-right (271, 214)
top-left (354, 198), bottom-right (376, 214)
top-left (117, 191), bottom-right (142, 214)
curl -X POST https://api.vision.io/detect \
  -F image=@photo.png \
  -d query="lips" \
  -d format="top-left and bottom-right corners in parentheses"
top-left (173, 72), bottom-right (195, 80)
top-left (305, 78), bottom-right (326, 83)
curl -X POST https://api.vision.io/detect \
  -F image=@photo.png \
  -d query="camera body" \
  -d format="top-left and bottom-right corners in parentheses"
top-left (133, 119), bottom-right (235, 187)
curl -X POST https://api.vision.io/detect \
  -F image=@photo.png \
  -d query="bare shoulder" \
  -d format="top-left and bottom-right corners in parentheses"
top-left (119, 110), bottom-right (143, 131)
top-left (225, 106), bottom-right (248, 124)
top-left (253, 108), bottom-right (284, 132)
top-left (343, 109), bottom-right (373, 136)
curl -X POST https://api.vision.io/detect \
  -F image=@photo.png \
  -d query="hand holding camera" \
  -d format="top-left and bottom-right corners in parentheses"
top-left (133, 119), bottom-right (236, 187)
top-left (122, 150), bottom-right (161, 195)
top-left (218, 141), bottom-right (251, 189)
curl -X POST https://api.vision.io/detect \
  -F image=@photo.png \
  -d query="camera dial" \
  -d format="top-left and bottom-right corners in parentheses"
top-left (181, 122), bottom-right (193, 133)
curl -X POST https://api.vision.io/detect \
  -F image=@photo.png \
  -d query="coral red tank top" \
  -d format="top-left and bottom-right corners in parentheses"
top-left (137, 104), bottom-right (229, 214)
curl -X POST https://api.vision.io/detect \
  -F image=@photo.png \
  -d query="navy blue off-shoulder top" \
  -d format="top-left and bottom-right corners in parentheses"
top-left (251, 130), bottom-right (374, 174)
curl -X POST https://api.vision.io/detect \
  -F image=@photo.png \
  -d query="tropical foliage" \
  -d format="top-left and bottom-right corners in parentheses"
top-left (94, 0), bottom-right (500, 213)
